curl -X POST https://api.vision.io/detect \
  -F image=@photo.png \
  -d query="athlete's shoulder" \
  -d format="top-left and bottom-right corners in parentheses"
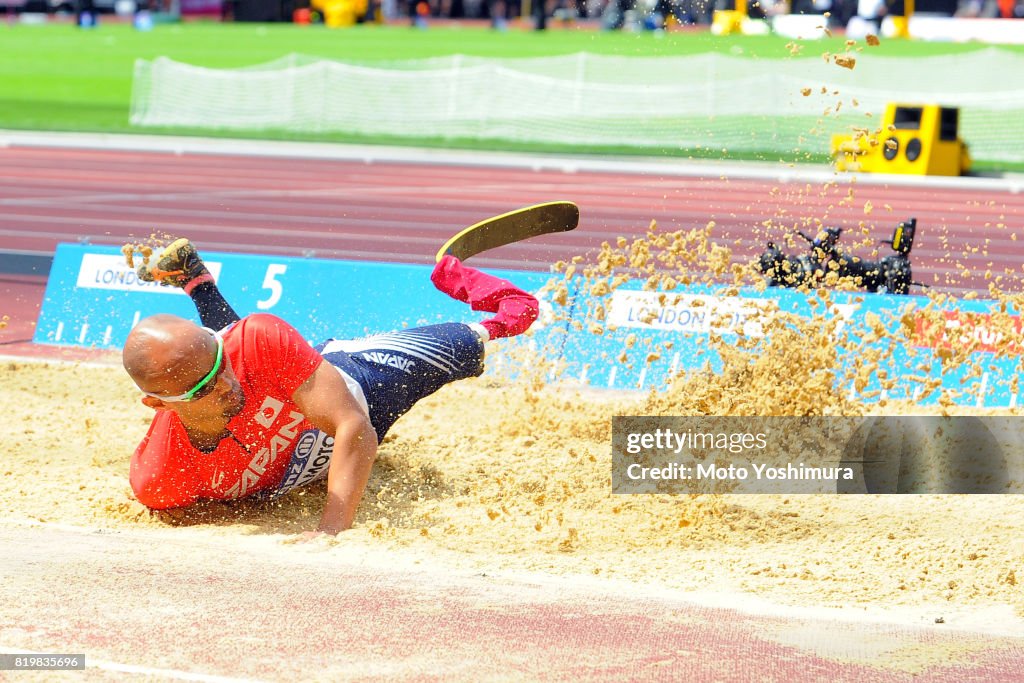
top-left (239, 312), bottom-right (292, 329)
top-left (242, 312), bottom-right (286, 324)
top-left (229, 313), bottom-right (305, 343)
top-left (230, 314), bottom-right (321, 391)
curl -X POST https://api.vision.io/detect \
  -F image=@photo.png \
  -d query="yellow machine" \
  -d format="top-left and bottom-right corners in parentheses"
top-left (831, 103), bottom-right (971, 176)
top-left (312, 0), bottom-right (367, 27)
top-left (891, 0), bottom-right (913, 38)
top-left (711, 0), bottom-right (749, 35)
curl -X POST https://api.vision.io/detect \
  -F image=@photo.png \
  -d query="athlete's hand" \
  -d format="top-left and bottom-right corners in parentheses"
top-left (281, 530), bottom-right (334, 545)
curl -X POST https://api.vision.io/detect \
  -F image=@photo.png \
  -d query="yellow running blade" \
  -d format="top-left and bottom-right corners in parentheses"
top-left (435, 201), bottom-right (580, 263)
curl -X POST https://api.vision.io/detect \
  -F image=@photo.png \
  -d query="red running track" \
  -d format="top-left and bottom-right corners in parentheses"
top-left (3, 146), bottom-right (1024, 279)
top-left (4, 523), bottom-right (1023, 683)
top-left (1, 145), bottom-right (1023, 352)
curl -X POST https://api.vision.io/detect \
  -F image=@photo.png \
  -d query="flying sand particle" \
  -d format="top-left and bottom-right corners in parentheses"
top-left (834, 55), bottom-right (856, 70)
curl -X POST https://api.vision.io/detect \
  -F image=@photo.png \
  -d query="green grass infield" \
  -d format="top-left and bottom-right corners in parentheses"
top-left (1, 22), bottom-right (1020, 170)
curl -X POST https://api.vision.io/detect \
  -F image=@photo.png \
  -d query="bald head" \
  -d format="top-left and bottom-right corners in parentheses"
top-left (123, 314), bottom-right (218, 395)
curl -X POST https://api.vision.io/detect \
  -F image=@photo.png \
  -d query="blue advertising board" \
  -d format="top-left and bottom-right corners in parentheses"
top-left (34, 244), bottom-right (1023, 408)
top-left (555, 280), bottom-right (1022, 408)
top-left (34, 244), bottom-right (558, 349)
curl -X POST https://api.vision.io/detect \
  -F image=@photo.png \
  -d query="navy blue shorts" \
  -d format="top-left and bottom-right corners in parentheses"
top-left (315, 322), bottom-right (485, 442)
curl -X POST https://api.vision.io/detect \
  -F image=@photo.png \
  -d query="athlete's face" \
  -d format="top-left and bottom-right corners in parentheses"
top-left (140, 337), bottom-right (246, 423)
top-left (167, 356), bottom-right (246, 423)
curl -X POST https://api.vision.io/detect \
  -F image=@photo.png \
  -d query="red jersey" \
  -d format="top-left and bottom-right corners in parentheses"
top-left (129, 314), bottom-right (326, 509)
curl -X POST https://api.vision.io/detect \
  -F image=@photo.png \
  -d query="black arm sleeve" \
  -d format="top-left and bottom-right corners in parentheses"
top-left (189, 281), bottom-right (241, 330)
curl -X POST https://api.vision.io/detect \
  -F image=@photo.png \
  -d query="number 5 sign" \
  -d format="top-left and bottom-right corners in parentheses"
top-left (257, 264), bottom-right (287, 310)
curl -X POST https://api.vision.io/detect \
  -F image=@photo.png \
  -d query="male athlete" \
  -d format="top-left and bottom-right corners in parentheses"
top-left (124, 238), bottom-right (539, 535)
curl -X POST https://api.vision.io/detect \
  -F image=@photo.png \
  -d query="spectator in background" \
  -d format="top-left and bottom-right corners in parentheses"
top-left (600, 0), bottom-right (631, 29)
top-left (857, 0), bottom-right (886, 30)
top-left (652, 0), bottom-right (713, 25)
top-left (409, 0), bottom-right (429, 25)
top-left (829, 0), bottom-right (859, 29)
top-left (845, 0), bottom-right (885, 37)
top-left (996, 0), bottom-right (1024, 15)
top-left (574, 0), bottom-right (600, 18)
top-left (954, 0), bottom-right (998, 16)
top-left (602, 0), bottom-right (717, 29)
top-left (75, 0), bottom-right (97, 25)
top-left (684, 0), bottom-right (714, 21)
top-left (746, 0), bottom-right (790, 18)
top-left (426, 0), bottom-right (452, 16)
top-left (488, 0), bottom-right (510, 27)
top-left (535, 0), bottom-right (561, 28)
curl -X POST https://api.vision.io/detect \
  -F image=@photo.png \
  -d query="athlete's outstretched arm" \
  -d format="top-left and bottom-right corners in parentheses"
top-left (291, 361), bottom-right (379, 534)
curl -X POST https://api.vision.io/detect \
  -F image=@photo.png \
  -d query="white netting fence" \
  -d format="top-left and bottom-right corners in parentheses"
top-left (130, 49), bottom-right (1024, 163)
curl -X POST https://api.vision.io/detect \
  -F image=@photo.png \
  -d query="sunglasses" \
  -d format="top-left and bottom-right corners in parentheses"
top-left (143, 328), bottom-right (225, 403)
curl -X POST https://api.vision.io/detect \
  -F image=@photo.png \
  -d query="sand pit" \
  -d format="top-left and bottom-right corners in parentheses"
top-left (5, 220), bottom-right (1024, 638)
top-left (2, 353), bottom-right (1023, 631)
